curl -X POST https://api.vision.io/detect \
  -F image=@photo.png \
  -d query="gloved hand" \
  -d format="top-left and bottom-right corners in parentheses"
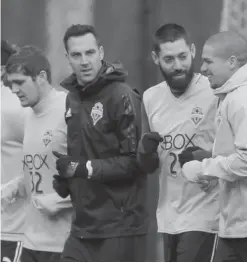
top-left (141, 132), bottom-right (163, 154)
top-left (52, 175), bottom-right (70, 198)
top-left (178, 146), bottom-right (211, 167)
top-left (53, 151), bottom-right (88, 179)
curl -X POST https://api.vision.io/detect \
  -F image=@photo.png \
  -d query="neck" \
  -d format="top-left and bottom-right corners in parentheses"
top-left (32, 84), bottom-right (54, 115)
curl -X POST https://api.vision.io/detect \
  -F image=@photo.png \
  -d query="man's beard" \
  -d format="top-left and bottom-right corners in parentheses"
top-left (159, 61), bottom-right (194, 95)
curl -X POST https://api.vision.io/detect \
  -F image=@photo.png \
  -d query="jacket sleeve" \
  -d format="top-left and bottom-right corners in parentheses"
top-left (137, 103), bottom-right (160, 173)
top-left (200, 102), bottom-right (247, 182)
top-left (90, 86), bottom-right (143, 182)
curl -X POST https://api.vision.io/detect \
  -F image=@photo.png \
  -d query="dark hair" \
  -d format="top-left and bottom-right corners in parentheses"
top-left (6, 45), bottom-right (52, 84)
top-left (1, 40), bottom-right (17, 66)
top-left (63, 24), bottom-right (100, 51)
top-left (153, 23), bottom-right (191, 53)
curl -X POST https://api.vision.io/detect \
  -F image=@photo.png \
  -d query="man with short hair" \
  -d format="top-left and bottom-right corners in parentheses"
top-left (1, 40), bottom-right (26, 262)
top-left (53, 24), bottom-right (149, 262)
top-left (182, 31), bottom-right (247, 262)
top-left (5, 45), bottom-right (72, 262)
top-left (138, 23), bottom-right (219, 261)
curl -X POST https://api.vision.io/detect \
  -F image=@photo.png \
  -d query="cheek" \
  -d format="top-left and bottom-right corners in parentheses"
top-left (159, 61), bottom-right (172, 73)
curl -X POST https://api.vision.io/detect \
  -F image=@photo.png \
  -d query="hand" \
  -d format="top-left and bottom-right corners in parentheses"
top-left (141, 132), bottom-right (163, 154)
top-left (53, 151), bottom-right (88, 179)
top-left (1, 184), bottom-right (17, 212)
top-left (53, 175), bottom-right (70, 198)
top-left (182, 160), bottom-right (204, 183)
top-left (198, 179), bottom-right (218, 192)
top-left (178, 146), bottom-right (209, 167)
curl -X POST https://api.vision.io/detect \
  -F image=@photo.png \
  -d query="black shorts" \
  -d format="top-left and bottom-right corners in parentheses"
top-left (213, 237), bottom-right (247, 262)
top-left (61, 234), bottom-right (147, 262)
top-left (163, 231), bottom-right (218, 262)
top-left (20, 247), bottom-right (61, 262)
top-left (1, 240), bottom-right (23, 262)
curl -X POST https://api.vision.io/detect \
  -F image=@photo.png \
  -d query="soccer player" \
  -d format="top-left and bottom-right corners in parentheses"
top-left (1, 40), bottom-right (26, 262)
top-left (182, 31), bottom-right (247, 262)
top-left (53, 24), bottom-right (149, 262)
top-left (138, 24), bottom-right (219, 261)
top-left (5, 46), bottom-right (72, 262)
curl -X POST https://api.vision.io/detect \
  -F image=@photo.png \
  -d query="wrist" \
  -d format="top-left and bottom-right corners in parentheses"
top-left (86, 160), bottom-right (93, 179)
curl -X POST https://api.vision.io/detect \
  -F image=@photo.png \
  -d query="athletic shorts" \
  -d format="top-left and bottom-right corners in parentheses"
top-left (213, 237), bottom-right (247, 262)
top-left (61, 234), bottom-right (147, 262)
top-left (20, 247), bottom-right (61, 262)
top-left (1, 240), bottom-right (23, 262)
top-left (162, 231), bottom-right (218, 262)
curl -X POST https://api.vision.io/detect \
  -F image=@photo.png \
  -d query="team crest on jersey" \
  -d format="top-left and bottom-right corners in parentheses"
top-left (43, 130), bottom-right (53, 147)
top-left (91, 102), bottom-right (103, 126)
top-left (190, 107), bottom-right (204, 127)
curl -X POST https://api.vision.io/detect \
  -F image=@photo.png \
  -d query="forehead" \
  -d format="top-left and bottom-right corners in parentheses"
top-left (7, 72), bottom-right (30, 81)
top-left (158, 38), bottom-right (190, 56)
top-left (202, 44), bottom-right (216, 57)
top-left (67, 33), bottom-right (98, 52)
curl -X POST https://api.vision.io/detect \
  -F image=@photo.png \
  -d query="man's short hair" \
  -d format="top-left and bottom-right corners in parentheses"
top-left (205, 31), bottom-right (247, 67)
top-left (6, 45), bottom-right (52, 84)
top-left (63, 24), bottom-right (100, 52)
top-left (153, 23), bottom-right (191, 53)
top-left (1, 40), bottom-right (17, 66)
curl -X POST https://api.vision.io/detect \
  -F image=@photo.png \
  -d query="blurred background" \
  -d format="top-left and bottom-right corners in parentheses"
top-left (1, 0), bottom-right (247, 260)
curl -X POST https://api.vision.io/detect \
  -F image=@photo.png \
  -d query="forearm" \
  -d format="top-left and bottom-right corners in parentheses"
top-left (202, 151), bottom-right (247, 182)
top-left (90, 155), bottom-right (141, 183)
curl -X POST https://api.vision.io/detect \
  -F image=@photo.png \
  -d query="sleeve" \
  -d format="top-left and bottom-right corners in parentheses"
top-left (200, 103), bottom-right (247, 182)
top-left (1, 173), bottom-right (26, 204)
top-left (137, 102), bottom-right (160, 173)
top-left (90, 86), bottom-right (143, 182)
top-left (32, 193), bottom-right (72, 216)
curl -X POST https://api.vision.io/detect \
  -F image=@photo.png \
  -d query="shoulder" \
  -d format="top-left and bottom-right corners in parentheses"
top-left (226, 83), bottom-right (247, 112)
top-left (110, 82), bottom-right (141, 104)
top-left (52, 89), bottom-right (67, 109)
top-left (143, 81), bottom-right (167, 106)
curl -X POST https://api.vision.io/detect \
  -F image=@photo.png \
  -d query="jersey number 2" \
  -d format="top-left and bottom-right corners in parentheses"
top-left (169, 152), bottom-right (177, 177)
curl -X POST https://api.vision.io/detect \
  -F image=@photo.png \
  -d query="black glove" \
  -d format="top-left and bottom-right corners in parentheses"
top-left (52, 175), bottom-right (70, 198)
top-left (178, 146), bottom-right (203, 167)
top-left (53, 151), bottom-right (88, 179)
top-left (141, 132), bottom-right (163, 154)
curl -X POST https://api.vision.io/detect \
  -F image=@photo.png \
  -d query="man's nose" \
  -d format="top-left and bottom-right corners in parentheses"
top-left (200, 62), bottom-right (207, 75)
top-left (80, 54), bottom-right (89, 65)
top-left (173, 58), bottom-right (183, 70)
top-left (11, 83), bottom-right (20, 93)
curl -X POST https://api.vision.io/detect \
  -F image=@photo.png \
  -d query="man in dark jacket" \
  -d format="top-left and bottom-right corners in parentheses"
top-left (53, 24), bottom-right (149, 262)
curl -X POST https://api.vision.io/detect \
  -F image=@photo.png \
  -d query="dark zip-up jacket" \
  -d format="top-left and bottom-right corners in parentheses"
top-left (61, 61), bottom-right (149, 238)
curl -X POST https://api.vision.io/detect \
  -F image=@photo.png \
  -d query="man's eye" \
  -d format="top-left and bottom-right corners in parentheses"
top-left (15, 80), bottom-right (24, 85)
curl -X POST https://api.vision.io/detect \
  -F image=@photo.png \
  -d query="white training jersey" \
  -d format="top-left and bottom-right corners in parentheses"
top-left (143, 74), bottom-right (219, 234)
top-left (22, 89), bottom-right (72, 252)
top-left (1, 83), bottom-right (26, 241)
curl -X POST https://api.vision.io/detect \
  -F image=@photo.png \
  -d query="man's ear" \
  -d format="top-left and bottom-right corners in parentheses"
top-left (190, 43), bottom-right (196, 59)
top-left (36, 70), bottom-right (48, 85)
top-left (228, 55), bottom-right (238, 70)
top-left (151, 51), bottom-right (159, 66)
top-left (99, 45), bottom-right (104, 61)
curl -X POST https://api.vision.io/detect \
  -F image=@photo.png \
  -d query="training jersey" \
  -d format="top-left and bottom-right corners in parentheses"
top-left (1, 83), bottom-right (26, 241)
top-left (22, 88), bottom-right (72, 252)
top-left (143, 74), bottom-right (219, 234)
